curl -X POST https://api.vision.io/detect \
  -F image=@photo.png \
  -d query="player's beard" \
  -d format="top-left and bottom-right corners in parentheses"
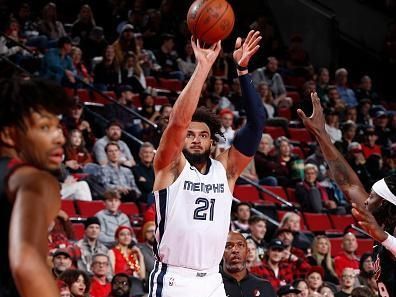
top-left (183, 148), bottom-right (211, 167)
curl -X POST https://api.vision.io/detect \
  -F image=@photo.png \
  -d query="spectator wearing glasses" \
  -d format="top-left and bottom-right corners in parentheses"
top-left (89, 254), bottom-right (111, 297)
top-left (109, 273), bottom-right (131, 297)
top-left (335, 268), bottom-right (357, 297)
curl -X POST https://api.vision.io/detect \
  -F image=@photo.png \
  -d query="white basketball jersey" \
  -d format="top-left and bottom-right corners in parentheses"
top-left (153, 158), bottom-right (233, 271)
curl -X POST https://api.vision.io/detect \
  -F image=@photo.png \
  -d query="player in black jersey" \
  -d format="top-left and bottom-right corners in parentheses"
top-left (0, 77), bottom-right (71, 297)
top-left (298, 93), bottom-right (396, 297)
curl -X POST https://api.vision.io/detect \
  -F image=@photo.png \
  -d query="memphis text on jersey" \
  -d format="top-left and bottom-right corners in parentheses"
top-left (183, 181), bottom-right (225, 194)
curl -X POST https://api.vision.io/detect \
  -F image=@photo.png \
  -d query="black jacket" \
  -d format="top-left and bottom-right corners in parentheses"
top-left (221, 269), bottom-right (276, 297)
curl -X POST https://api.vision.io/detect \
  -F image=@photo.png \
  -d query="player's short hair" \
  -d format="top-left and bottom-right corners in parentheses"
top-left (248, 215), bottom-right (266, 225)
top-left (191, 107), bottom-right (224, 142)
top-left (0, 77), bottom-right (72, 131)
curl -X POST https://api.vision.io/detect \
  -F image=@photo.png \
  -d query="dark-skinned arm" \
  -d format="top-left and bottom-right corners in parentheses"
top-left (8, 167), bottom-right (61, 297)
top-left (297, 93), bottom-right (367, 206)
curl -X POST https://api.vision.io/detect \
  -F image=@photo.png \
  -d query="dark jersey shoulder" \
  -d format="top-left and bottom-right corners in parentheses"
top-left (373, 243), bottom-right (396, 297)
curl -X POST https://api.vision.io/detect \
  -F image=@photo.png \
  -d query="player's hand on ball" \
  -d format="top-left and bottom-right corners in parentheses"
top-left (233, 30), bottom-right (261, 68)
top-left (191, 36), bottom-right (221, 68)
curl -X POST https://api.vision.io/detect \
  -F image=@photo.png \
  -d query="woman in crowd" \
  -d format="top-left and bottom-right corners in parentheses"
top-left (64, 129), bottom-right (93, 173)
top-left (71, 5), bottom-right (96, 42)
top-left (307, 235), bottom-right (339, 285)
top-left (59, 269), bottom-right (91, 297)
top-left (38, 2), bottom-right (66, 41)
top-left (121, 51), bottom-right (146, 92)
top-left (293, 279), bottom-right (309, 297)
top-left (279, 212), bottom-right (312, 251)
top-left (108, 226), bottom-right (145, 281)
top-left (139, 93), bottom-right (159, 126)
top-left (93, 45), bottom-right (121, 91)
top-left (258, 82), bottom-right (276, 119)
top-left (71, 47), bottom-right (91, 84)
top-left (254, 133), bottom-right (278, 186)
top-left (305, 266), bottom-right (324, 296)
top-left (357, 253), bottom-right (378, 294)
top-left (246, 238), bottom-right (262, 271)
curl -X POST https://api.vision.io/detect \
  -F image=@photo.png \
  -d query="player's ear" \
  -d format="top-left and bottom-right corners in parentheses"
top-left (0, 126), bottom-right (17, 147)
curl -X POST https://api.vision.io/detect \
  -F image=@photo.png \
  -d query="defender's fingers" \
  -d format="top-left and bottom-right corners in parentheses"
top-left (244, 30), bottom-right (255, 45)
top-left (297, 109), bottom-right (307, 120)
top-left (234, 37), bottom-right (242, 49)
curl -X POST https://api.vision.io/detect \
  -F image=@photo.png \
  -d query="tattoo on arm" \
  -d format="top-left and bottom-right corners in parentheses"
top-left (327, 158), bottom-right (351, 186)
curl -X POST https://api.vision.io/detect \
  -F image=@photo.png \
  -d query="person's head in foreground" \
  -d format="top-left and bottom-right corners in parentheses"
top-left (0, 77), bottom-right (71, 172)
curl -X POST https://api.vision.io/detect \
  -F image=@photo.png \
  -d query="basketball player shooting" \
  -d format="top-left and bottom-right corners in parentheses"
top-left (298, 92), bottom-right (396, 297)
top-left (148, 30), bottom-right (264, 297)
top-left (0, 78), bottom-right (71, 297)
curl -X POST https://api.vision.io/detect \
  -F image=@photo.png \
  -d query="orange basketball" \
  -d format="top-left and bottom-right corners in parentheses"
top-left (187, 0), bottom-right (235, 45)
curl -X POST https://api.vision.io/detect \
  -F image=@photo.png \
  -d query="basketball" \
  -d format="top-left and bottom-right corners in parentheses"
top-left (187, 0), bottom-right (235, 45)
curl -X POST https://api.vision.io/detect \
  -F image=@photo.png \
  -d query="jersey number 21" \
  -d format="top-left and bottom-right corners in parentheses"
top-left (193, 197), bottom-right (215, 221)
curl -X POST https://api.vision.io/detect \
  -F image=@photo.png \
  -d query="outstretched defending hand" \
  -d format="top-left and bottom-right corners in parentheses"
top-left (351, 202), bottom-right (388, 242)
top-left (191, 37), bottom-right (221, 68)
top-left (233, 30), bottom-right (262, 67)
top-left (297, 92), bottom-right (326, 138)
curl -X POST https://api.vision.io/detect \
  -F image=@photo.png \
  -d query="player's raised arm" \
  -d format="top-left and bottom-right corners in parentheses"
top-left (153, 38), bottom-right (221, 174)
top-left (218, 30), bottom-right (266, 185)
top-left (297, 92), bottom-right (367, 206)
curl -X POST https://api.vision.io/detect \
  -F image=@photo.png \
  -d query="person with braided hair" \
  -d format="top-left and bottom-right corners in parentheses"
top-left (298, 92), bottom-right (396, 297)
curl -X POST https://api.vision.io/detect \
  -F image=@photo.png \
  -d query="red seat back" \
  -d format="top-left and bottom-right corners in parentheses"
top-left (119, 202), bottom-right (140, 217)
top-left (72, 223), bottom-right (85, 240)
top-left (329, 214), bottom-right (355, 232)
top-left (329, 237), bottom-right (344, 257)
top-left (356, 238), bottom-right (374, 256)
top-left (288, 128), bottom-right (313, 143)
top-left (264, 126), bottom-right (286, 139)
top-left (303, 212), bottom-right (332, 232)
top-left (61, 200), bottom-right (77, 217)
top-left (76, 201), bottom-right (105, 218)
top-left (233, 185), bottom-right (261, 203)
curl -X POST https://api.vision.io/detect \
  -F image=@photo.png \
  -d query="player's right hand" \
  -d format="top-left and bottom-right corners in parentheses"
top-left (191, 36), bottom-right (221, 68)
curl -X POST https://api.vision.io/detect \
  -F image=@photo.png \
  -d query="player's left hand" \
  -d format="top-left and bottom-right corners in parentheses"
top-left (351, 202), bottom-right (388, 242)
top-left (233, 30), bottom-right (262, 67)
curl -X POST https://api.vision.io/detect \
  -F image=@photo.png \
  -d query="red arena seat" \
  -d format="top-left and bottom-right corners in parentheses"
top-left (76, 201), bottom-right (105, 218)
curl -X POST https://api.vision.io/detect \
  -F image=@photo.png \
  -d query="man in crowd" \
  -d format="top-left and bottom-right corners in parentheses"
top-left (108, 273), bottom-right (131, 297)
top-left (137, 221), bottom-right (156, 291)
top-left (95, 190), bottom-right (132, 248)
top-left (335, 268), bottom-right (356, 297)
top-left (89, 254), bottom-right (111, 297)
top-left (52, 249), bottom-right (73, 279)
top-left (99, 142), bottom-right (141, 201)
top-left (132, 142), bottom-right (155, 202)
top-left (334, 233), bottom-right (359, 277)
top-left (334, 68), bottom-right (358, 107)
top-left (93, 120), bottom-right (136, 167)
top-left (222, 231), bottom-right (276, 297)
top-left (76, 217), bottom-right (108, 274)
top-left (231, 202), bottom-right (251, 233)
top-left (246, 215), bottom-right (267, 259)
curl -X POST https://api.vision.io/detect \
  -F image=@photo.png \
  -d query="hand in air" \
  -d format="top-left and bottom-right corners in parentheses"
top-left (351, 202), bottom-right (388, 242)
top-left (233, 30), bottom-right (262, 68)
top-left (297, 92), bottom-right (326, 137)
top-left (191, 37), bottom-right (221, 68)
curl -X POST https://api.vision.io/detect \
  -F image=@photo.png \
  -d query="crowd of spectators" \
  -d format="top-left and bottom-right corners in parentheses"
top-left (1, 0), bottom-right (395, 296)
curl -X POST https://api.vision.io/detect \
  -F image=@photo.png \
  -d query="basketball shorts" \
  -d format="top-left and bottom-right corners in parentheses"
top-left (148, 261), bottom-right (226, 297)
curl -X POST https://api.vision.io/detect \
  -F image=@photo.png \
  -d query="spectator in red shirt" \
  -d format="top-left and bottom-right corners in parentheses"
top-left (361, 125), bottom-right (382, 158)
top-left (275, 228), bottom-right (311, 279)
top-left (334, 233), bottom-right (359, 277)
top-left (89, 254), bottom-right (111, 297)
top-left (250, 239), bottom-right (294, 290)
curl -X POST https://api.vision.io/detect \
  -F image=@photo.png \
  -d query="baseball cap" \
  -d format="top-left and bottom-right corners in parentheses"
top-left (348, 142), bottom-right (363, 153)
top-left (121, 24), bottom-right (134, 32)
top-left (277, 284), bottom-right (301, 296)
top-left (84, 216), bottom-right (101, 229)
top-left (53, 248), bottom-right (71, 258)
top-left (268, 238), bottom-right (285, 250)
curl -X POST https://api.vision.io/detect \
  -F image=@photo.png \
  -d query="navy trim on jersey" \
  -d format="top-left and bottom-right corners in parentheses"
top-left (158, 188), bottom-right (167, 244)
top-left (155, 263), bottom-right (168, 297)
top-left (148, 261), bottom-right (159, 297)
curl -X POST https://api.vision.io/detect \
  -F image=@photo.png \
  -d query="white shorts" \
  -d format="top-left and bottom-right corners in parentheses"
top-left (148, 261), bottom-right (226, 297)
